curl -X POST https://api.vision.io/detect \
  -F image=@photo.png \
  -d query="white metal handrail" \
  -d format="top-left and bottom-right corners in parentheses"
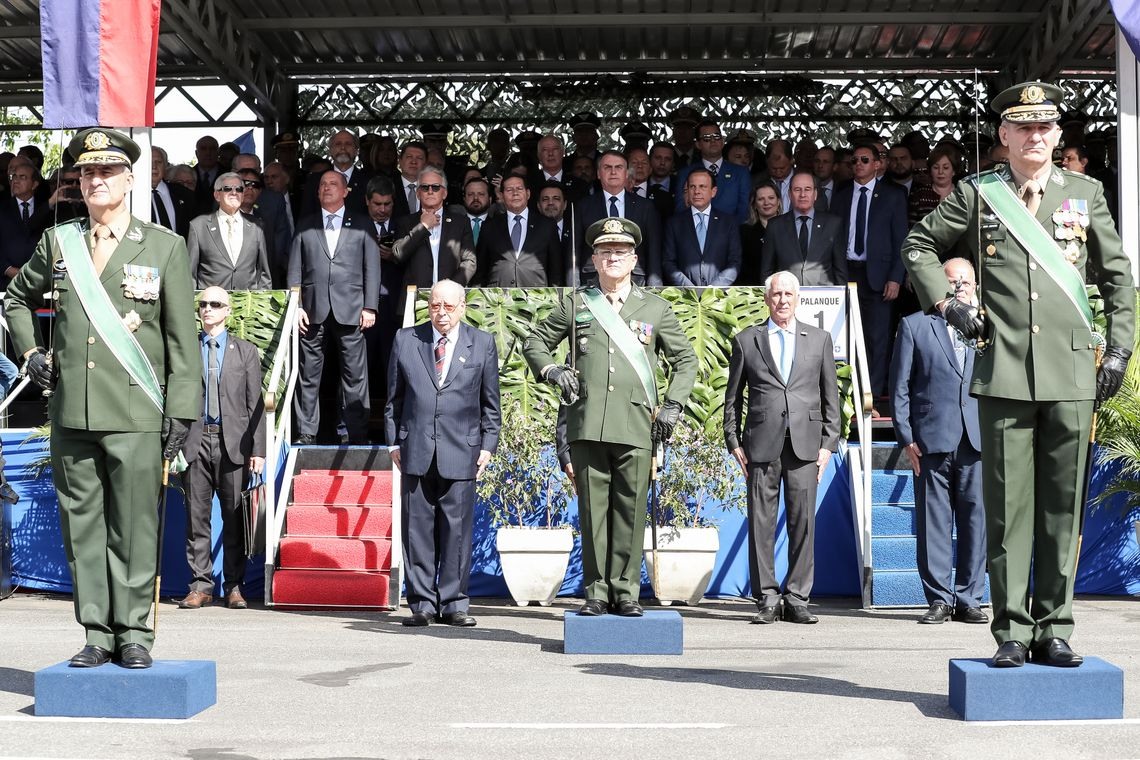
top-left (844, 282), bottom-right (875, 608)
top-left (262, 289), bottom-right (300, 605)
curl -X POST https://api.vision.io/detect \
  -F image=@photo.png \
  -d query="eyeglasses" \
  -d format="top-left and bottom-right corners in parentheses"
top-left (242, 180), bottom-right (264, 189)
top-left (699, 134), bottom-right (724, 143)
top-left (199, 301), bottom-right (229, 310)
top-left (419, 183), bottom-right (445, 193)
top-left (593, 249), bottom-right (636, 260)
top-left (217, 185), bottom-right (243, 193)
top-left (8, 173), bottom-right (33, 181)
top-left (428, 301), bottom-right (462, 313)
top-left (853, 156), bottom-right (875, 164)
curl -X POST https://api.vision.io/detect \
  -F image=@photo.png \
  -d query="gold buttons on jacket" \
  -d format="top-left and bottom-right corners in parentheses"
top-left (88, 336), bottom-right (96, 344)
top-left (1031, 325), bottom-right (1040, 334)
top-left (87, 361), bottom-right (95, 369)
top-left (1030, 292), bottom-right (1039, 301)
top-left (986, 245), bottom-right (996, 256)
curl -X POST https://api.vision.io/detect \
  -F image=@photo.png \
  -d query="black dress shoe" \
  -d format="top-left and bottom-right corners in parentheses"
top-left (992, 640), bottom-right (1029, 668)
top-left (577, 599), bottom-right (608, 616)
top-left (953, 607), bottom-right (989, 624)
top-left (919, 602), bottom-right (953, 624)
top-left (402, 611), bottom-right (433, 627)
top-left (612, 600), bottom-right (644, 617)
top-left (68, 645), bottom-right (113, 668)
top-left (295, 434), bottom-right (316, 445)
top-left (782, 605), bottom-right (818, 624)
top-left (751, 606), bottom-right (779, 624)
top-left (117, 643), bottom-right (153, 669)
top-left (440, 611), bottom-right (477, 627)
top-left (1031, 638), bottom-right (1084, 667)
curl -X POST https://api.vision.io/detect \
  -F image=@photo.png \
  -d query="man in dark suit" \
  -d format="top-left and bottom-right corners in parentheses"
top-left (647, 142), bottom-right (678, 220)
top-left (391, 142), bottom-right (429, 219)
top-left (663, 167), bottom-right (741, 287)
top-left (363, 176), bottom-right (403, 424)
top-left (831, 143), bottom-right (908, 398)
top-left (150, 146), bottom-right (194, 239)
top-left (288, 170), bottom-right (381, 445)
top-left (0, 158), bottom-right (50, 287)
top-left (761, 171), bottom-right (847, 286)
top-left (536, 181), bottom-right (572, 258)
top-left (187, 172), bottom-right (272, 290)
top-left (476, 174), bottom-right (562, 287)
top-left (233, 154), bottom-right (292, 280)
top-left (193, 135), bottom-right (222, 215)
top-left (387, 279), bottom-right (501, 627)
top-left (668, 105), bottom-right (701, 168)
top-left (391, 166), bottom-right (477, 313)
top-left (301, 130), bottom-right (373, 218)
top-left (177, 286), bottom-right (266, 611)
top-left (572, 150), bottom-right (662, 285)
top-left (890, 258), bottom-right (987, 626)
top-left (537, 134), bottom-right (590, 204)
top-left (674, 120), bottom-right (751, 222)
top-left (724, 271), bottom-right (841, 624)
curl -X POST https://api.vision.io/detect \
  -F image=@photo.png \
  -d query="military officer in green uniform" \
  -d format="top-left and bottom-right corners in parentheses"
top-left (524, 218), bottom-right (697, 616)
top-left (4, 129), bottom-right (201, 669)
top-left (902, 83), bottom-right (1135, 668)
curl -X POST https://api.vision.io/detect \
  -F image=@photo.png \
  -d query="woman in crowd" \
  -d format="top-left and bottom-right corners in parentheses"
top-left (907, 145), bottom-right (961, 227)
top-left (737, 181), bottom-right (781, 285)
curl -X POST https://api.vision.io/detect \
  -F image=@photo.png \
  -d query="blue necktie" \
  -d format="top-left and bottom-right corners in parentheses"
top-left (778, 330), bottom-right (791, 383)
top-left (608, 196), bottom-right (619, 217)
top-left (695, 212), bottom-right (707, 251)
top-left (854, 186), bottom-right (868, 256)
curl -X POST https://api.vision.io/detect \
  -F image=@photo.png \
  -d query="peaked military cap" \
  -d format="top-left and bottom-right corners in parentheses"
top-left (587, 217), bottom-right (642, 248)
top-left (569, 111), bottom-right (601, 130)
top-left (620, 121), bottom-right (653, 140)
top-left (68, 128), bottom-right (141, 167)
top-left (419, 121), bottom-right (452, 139)
top-left (991, 82), bottom-right (1063, 123)
top-left (272, 132), bottom-right (299, 146)
top-left (668, 105), bottom-right (701, 127)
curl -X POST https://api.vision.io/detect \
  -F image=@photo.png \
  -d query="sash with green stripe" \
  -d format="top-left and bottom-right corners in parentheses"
top-left (580, 288), bottom-right (658, 407)
top-left (973, 172), bottom-right (1094, 332)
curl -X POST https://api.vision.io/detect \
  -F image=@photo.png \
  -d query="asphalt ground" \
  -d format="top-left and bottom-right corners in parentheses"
top-left (0, 593), bottom-right (1138, 760)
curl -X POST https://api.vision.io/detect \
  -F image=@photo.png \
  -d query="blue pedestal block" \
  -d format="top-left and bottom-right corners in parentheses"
top-left (563, 610), bottom-right (683, 655)
top-left (948, 657), bottom-right (1123, 721)
top-left (35, 660), bottom-right (217, 719)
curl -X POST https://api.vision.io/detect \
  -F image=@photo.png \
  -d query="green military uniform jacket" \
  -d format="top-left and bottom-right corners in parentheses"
top-left (4, 217), bottom-right (202, 429)
top-left (523, 285), bottom-right (698, 447)
top-left (902, 164), bottom-right (1135, 401)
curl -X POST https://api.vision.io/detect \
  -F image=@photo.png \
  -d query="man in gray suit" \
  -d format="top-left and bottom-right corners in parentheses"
top-left (386, 280), bottom-right (501, 628)
top-left (177, 286), bottom-right (266, 611)
top-left (187, 172), bottom-right (273, 290)
top-left (288, 170), bottom-right (381, 445)
top-left (724, 271), bottom-right (840, 624)
top-left (760, 171), bottom-right (847, 286)
top-left (890, 258), bottom-right (987, 625)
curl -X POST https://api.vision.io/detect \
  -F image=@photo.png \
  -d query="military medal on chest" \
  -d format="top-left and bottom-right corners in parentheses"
top-left (122, 264), bottom-right (161, 301)
top-left (1052, 199), bottom-right (1089, 263)
top-left (629, 319), bottom-right (654, 345)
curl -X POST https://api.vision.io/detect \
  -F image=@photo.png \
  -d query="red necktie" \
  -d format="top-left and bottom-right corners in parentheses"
top-left (435, 336), bottom-right (447, 382)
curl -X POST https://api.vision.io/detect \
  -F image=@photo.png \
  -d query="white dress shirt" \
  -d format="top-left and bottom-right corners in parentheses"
top-left (846, 176), bottom-right (877, 261)
top-left (428, 209), bottom-right (443, 282)
top-left (508, 207), bottom-right (529, 254)
top-left (604, 190), bottom-right (626, 218)
top-left (767, 318), bottom-right (798, 383)
top-left (217, 209), bottom-right (244, 264)
top-left (323, 206), bottom-right (345, 256)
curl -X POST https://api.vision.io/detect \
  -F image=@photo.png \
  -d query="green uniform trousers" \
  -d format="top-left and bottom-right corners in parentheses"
top-left (570, 440), bottom-right (651, 603)
top-left (977, 397), bottom-right (1092, 647)
top-left (51, 426), bottom-right (162, 651)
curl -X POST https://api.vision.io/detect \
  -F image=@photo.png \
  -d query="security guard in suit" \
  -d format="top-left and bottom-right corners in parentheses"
top-left (524, 218), bottom-right (697, 616)
top-left (902, 82), bottom-right (1135, 668)
top-left (4, 129), bottom-right (201, 669)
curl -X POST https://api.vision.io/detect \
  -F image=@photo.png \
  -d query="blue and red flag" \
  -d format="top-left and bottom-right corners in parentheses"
top-left (1113, 0), bottom-right (1140, 60)
top-left (41, 0), bottom-right (162, 129)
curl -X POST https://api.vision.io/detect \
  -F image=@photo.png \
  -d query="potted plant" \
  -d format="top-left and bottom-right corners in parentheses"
top-left (644, 416), bottom-right (746, 605)
top-left (477, 408), bottom-right (574, 606)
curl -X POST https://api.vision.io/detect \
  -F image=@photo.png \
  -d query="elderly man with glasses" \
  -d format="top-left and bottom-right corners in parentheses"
top-left (177, 286), bottom-right (266, 611)
top-left (187, 172), bottom-right (272, 291)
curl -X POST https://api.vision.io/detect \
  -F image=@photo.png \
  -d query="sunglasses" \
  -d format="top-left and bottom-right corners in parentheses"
top-left (428, 302), bottom-right (462, 313)
top-left (854, 156), bottom-right (875, 164)
top-left (242, 180), bottom-right (264, 189)
top-left (199, 301), bottom-right (229, 310)
top-left (217, 185), bottom-right (243, 193)
top-left (419, 183), bottom-right (445, 193)
top-left (699, 134), bottom-right (724, 142)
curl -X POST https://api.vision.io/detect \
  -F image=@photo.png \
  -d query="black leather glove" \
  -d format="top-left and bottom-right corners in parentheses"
top-left (543, 365), bottom-right (580, 404)
top-left (1096, 346), bottom-right (1132, 405)
top-left (652, 400), bottom-right (684, 444)
top-left (941, 298), bottom-right (986, 341)
top-left (161, 417), bottom-right (193, 461)
top-left (23, 348), bottom-right (55, 392)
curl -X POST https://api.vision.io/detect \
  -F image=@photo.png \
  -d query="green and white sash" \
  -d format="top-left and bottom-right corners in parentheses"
top-left (973, 172), bottom-right (1094, 332)
top-left (580, 288), bottom-right (658, 407)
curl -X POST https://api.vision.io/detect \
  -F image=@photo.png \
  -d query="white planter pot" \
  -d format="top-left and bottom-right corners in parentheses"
top-left (643, 526), bottom-right (720, 606)
top-left (495, 526), bottom-right (574, 607)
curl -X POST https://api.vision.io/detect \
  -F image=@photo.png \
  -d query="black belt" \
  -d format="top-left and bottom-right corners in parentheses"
top-left (203, 423), bottom-right (222, 433)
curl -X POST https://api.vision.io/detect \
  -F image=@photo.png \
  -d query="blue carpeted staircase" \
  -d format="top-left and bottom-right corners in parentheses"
top-left (869, 444), bottom-right (989, 607)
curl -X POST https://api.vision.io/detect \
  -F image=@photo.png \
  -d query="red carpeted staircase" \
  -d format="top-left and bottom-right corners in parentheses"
top-left (271, 468), bottom-right (397, 608)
